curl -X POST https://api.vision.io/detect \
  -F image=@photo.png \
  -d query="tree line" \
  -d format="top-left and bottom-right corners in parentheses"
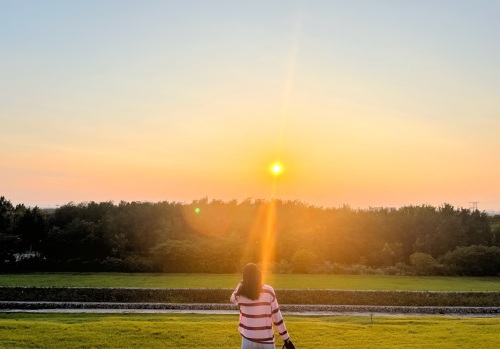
top-left (1, 196), bottom-right (499, 275)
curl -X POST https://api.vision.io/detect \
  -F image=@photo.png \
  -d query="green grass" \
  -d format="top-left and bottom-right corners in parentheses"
top-left (0, 313), bottom-right (499, 348)
top-left (1, 273), bottom-right (499, 291)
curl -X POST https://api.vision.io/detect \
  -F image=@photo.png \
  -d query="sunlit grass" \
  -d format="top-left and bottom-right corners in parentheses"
top-left (0, 313), bottom-right (499, 348)
top-left (0, 273), bottom-right (499, 291)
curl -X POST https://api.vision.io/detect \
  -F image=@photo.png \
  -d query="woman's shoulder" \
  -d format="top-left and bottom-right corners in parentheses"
top-left (261, 284), bottom-right (276, 296)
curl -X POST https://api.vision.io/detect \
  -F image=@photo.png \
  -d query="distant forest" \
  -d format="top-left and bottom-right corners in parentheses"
top-left (1, 196), bottom-right (499, 276)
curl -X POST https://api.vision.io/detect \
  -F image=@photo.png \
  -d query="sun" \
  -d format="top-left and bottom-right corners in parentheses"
top-left (270, 162), bottom-right (283, 176)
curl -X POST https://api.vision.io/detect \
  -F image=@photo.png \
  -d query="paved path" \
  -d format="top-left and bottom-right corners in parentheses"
top-left (2, 308), bottom-right (500, 318)
top-left (1, 302), bottom-right (499, 317)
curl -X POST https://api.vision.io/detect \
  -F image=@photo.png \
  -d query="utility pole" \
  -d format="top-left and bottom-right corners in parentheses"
top-left (469, 202), bottom-right (479, 211)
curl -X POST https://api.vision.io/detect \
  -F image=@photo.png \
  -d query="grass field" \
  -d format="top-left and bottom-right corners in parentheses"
top-left (0, 313), bottom-right (499, 348)
top-left (1, 273), bottom-right (499, 291)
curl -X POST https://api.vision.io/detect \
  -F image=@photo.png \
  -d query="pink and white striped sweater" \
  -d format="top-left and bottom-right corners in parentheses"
top-left (230, 283), bottom-right (290, 344)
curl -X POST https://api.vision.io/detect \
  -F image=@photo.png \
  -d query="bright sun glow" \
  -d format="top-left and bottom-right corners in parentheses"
top-left (271, 163), bottom-right (283, 175)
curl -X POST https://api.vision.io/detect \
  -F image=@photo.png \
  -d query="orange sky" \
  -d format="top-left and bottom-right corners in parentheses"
top-left (1, 1), bottom-right (500, 211)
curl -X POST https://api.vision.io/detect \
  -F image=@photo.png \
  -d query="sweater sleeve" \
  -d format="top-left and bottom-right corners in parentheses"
top-left (270, 291), bottom-right (290, 341)
top-left (230, 282), bottom-right (242, 305)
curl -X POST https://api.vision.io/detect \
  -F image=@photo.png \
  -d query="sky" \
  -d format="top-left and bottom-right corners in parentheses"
top-left (1, 0), bottom-right (500, 211)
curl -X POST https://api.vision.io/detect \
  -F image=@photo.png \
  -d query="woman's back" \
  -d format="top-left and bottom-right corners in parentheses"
top-left (231, 284), bottom-right (289, 344)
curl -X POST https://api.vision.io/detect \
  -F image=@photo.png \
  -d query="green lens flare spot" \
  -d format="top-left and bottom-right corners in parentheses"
top-left (195, 208), bottom-right (200, 213)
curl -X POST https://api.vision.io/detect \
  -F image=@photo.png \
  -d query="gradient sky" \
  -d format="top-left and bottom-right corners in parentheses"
top-left (1, 1), bottom-right (500, 211)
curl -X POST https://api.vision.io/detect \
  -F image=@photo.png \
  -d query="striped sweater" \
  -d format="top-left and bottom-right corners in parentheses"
top-left (230, 283), bottom-right (290, 344)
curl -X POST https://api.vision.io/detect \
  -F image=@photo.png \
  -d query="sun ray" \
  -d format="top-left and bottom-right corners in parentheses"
top-left (276, 13), bottom-right (302, 161)
top-left (259, 13), bottom-right (302, 281)
top-left (241, 12), bottom-right (303, 281)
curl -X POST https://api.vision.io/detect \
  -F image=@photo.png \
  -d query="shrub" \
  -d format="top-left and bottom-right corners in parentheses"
top-left (290, 249), bottom-right (319, 274)
top-left (0, 287), bottom-right (498, 307)
top-left (410, 252), bottom-right (439, 275)
top-left (275, 260), bottom-right (292, 274)
top-left (99, 256), bottom-right (152, 272)
top-left (441, 245), bottom-right (500, 276)
top-left (394, 262), bottom-right (412, 275)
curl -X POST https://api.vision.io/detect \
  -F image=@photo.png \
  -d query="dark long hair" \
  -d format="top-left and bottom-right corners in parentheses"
top-left (236, 263), bottom-right (262, 300)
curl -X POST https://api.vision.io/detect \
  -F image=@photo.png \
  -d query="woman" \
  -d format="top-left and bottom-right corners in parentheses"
top-left (230, 263), bottom-right (295, 349)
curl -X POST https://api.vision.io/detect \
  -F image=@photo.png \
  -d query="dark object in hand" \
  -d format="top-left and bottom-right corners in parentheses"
top-left (283, 339), bottom-right (296, 349)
